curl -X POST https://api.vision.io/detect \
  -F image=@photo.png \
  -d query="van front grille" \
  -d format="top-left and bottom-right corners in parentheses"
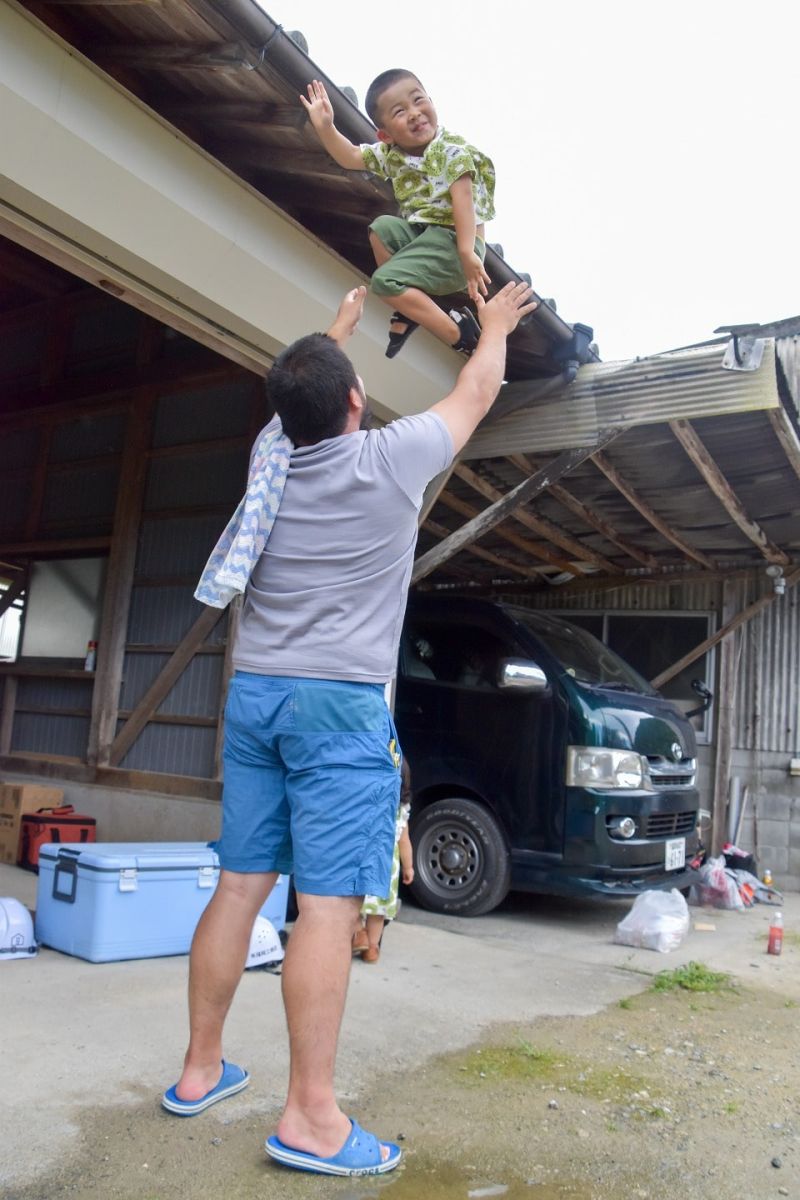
top-left (643, 811), bottom-right (697, 838)
top-left (647, 756), bottom-right (697, 789)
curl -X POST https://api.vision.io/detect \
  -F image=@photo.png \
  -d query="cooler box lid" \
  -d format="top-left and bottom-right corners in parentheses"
top-left (38, 841), bottom-right (219, 872)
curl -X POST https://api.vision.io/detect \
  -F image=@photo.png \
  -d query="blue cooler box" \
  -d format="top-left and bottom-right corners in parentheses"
top-left (35, 841), bottom-right (289, 963)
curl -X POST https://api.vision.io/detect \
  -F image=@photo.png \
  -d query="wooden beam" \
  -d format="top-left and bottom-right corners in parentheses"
top-left (0, 754), bottom-right (221, 803)
top-left (0, 537), bottom-right (111, 557)
top-left (23, 425), bottom-right (52, 541)
top-left (423, 520), bottom-right (543, 581)
top-left (669, 419), bottom-right (791, 566)
top-left (412, 427), bottom-right (625, 584)
top-left (507, 453), bottom-right (660, 569)
top-left (108, 605), bottom-right (224, 767)
top-left (437, 491), bottom-right (577, 576)
top-left (710, 579), bottom-right (736, 855)
top-left (0, 242), bottom-right (70, 298)
top-left (88, 395), bottom-right (154, 766)
top-left (767, 406), bottom-right (800, 483)
top-left (94, 42), bottom-right (252, 70)
top-left (453, 463), bottom-right (616, 572)
top-left (591, 451), bottom-right (717, 570)
top-left (650, 566), bottom-right (800, 690)
top-left (419, 464), bottom-right (457, 525)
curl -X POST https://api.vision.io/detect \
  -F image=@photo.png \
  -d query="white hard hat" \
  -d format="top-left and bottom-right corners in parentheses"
top-left (0, 898), bottom-right (37, 961)
top-left (245, 916), bottom-right (284, 970)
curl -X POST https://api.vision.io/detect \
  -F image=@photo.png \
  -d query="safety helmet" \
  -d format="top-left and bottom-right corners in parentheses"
top-left (245, 916), bottom-right (284, 970)
top-left (0, 898), bottom-right (38, 961)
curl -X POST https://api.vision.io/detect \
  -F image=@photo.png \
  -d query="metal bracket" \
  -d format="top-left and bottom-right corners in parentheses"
top-left (198, 865), bottom-right (216, 889)
top-left (722, 334), bottom-right (765, 372)
top-left (119, 867), bottom-right (138, 893)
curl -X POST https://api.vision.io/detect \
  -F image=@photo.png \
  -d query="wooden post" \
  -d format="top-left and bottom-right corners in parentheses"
top-left (0, 676), bottom-right (17, 756)
top-left (87, 394), bottom-right (154, 765)
top-left (710, 579), bottom-right (737, 855)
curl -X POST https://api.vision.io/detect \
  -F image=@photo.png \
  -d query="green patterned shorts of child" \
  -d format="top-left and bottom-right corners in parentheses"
top-left (369, 214), bottom-right (485, 298)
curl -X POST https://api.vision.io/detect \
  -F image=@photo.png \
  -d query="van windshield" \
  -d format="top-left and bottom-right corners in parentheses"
top-left (510, 609), bottom-right (656, 695)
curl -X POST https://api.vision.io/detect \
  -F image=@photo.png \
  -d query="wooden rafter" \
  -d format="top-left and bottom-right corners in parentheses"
top-left (591, 450), bottom-right (716, 570)
top-left (93, 42), bottom-right (252, 70)
top-left (507, 453), bottom-right (659, 569)
top-left (164, 101), bottom-right (306, 129)
top-left (423, 520), bottom-right (543, 582)
top-left (437, 492), bottom-right (573, 576)
top-left (767, 406), bottom-right (800, 483)
top-left (454, 462), bottom-right (617, 573)
top-left (669, 419), bottom-right (791, 566)
top-left (0, 243), bottom-right (70, 298)
top-left (413, 427), bottom-right (625, 583)
top-left (650, 566), bottom-right (800, 689)
top-left (0, 574), bottom-right (26, 621)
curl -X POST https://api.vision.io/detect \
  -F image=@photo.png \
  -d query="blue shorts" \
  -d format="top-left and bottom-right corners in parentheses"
top-left (218, 672), bottom-right (402, 897)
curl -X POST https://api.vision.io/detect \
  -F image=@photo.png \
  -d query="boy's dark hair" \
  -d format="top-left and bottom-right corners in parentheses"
top-left (266, 333), bottom-right (358, 445)
top-left (365, 69), bottom-right (424, 127)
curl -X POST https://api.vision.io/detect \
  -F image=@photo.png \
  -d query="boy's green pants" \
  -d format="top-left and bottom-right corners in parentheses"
top-left (369, 214), bottom-right (485, 298)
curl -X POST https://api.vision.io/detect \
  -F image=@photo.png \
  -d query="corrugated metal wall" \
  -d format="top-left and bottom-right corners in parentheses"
top-left (516, 573), bottom-right (800, 755)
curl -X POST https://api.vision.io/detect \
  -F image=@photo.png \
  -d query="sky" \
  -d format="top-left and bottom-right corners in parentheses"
top-left (261, 0), bottom-right (798, 362)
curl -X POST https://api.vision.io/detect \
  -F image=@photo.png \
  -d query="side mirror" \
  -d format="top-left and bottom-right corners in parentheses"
top-left (497, 658), bottom-right (548, 693)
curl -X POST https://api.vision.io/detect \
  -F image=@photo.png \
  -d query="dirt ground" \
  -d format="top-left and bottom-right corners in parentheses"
top-left (7, 941), bottom-right (798, 1200)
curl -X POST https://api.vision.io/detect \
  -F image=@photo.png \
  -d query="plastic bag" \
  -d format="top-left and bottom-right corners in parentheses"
top-left (687, 855), bottom-right (744, 910)
top-left (614, 888), bottom-right (690, 953)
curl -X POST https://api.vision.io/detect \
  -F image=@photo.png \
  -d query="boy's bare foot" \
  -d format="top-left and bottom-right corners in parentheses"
top-left (362, 945), bottom-right (380, 963)
top-left (352, 928), bottom-right (369, 955)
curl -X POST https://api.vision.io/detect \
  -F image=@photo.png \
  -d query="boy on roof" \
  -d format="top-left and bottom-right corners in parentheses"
top-left (301, 70), bottom-right (507, 358)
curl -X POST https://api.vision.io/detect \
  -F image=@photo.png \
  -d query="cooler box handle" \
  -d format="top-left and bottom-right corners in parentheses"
top-left (52, 849), bottom-right (80, 904)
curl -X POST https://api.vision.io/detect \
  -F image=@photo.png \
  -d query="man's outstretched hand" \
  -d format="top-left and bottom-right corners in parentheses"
top-left (475, 281), bottom-right (538, 336)
top-left (326, 285), bottom-right (367, 346)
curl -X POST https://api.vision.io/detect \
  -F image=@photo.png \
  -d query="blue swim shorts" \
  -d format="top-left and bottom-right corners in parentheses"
top-left (217, 673), bottom-right (402, 897)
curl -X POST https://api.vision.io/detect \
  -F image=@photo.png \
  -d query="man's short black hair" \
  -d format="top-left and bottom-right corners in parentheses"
top-left (266, 333), bottom-right (358, 445)
top-left (365, 69), bottom-right (424, 127)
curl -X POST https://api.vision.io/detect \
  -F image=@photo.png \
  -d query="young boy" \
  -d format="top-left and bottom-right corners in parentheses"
top-left (300, 70), bottom-right (497, 358)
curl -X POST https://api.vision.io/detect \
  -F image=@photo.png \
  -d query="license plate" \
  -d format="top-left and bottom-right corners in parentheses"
top-left (665, 837), bottom-right (686, 871)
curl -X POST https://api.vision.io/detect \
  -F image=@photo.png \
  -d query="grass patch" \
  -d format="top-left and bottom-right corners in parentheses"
top-left (455, 1037), bottom-right (656, 1106)
top-left (618, 997), bottom-right (633, 1010)
top-left (651, 961), bottom-right (733, 994)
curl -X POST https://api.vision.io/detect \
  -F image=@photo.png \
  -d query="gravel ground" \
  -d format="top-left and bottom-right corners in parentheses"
top-left (6, 954), bottom-right (797, 1200)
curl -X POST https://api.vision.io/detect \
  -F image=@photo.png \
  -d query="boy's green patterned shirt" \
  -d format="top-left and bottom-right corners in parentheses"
top-left (360, 127), bottom-right (495, 226)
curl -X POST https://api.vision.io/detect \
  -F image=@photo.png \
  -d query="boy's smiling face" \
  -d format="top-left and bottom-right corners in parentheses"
top-left (375, 76), bottom-right (438, 154)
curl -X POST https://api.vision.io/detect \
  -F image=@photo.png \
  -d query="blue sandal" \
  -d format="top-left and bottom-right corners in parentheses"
top-left (265, 1117), bottom-right (402, 1176)
top-left (161, 1059), bottom-right (250, 1116)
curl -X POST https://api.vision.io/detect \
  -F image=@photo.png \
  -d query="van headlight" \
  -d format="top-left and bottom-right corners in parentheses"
top-left (566, 746), bottom-right (653, 791)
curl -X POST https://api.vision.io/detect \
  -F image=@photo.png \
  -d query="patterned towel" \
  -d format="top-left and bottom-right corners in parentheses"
top-left (194, 423), bottom-right (293, 609)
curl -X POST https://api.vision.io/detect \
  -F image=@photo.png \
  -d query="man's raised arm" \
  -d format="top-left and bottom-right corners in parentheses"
top-left (430, 283), bottom-right (538, 454)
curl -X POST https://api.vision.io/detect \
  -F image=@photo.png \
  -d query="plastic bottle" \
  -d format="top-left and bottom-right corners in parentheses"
top-left (762, 867), bottom-right (773, 887)
top-left (767, 911), bottom-right (783, 956)
top-left (84, 640), bottom-right (98, 672)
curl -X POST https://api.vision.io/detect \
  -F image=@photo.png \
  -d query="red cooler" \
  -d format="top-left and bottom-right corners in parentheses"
top-left (20, 805), bottom-right (97, 872)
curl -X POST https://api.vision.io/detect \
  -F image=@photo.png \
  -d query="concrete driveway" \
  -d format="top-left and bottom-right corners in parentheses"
top-left (2, 860), bottom-right (797, 1192)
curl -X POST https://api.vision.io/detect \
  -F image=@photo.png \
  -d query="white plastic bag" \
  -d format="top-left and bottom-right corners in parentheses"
top-left (614, 888), bottom-right (690, 953)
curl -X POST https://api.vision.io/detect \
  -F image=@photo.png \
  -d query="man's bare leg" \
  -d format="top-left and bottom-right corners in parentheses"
top-left (275, 893), bottom-right (389, 1161)
top-left (174, 869), bottom-right (276, 1100)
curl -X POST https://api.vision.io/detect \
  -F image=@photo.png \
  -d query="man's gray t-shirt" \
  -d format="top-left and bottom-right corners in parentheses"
top-left (233, 410), bottom-right (454, 684)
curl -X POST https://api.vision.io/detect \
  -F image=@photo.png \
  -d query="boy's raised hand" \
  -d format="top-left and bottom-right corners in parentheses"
top-left (460, 249), bottom-right (492, 304)
top-left (476, 281), bottom-right (538, 336)
top-left (300, 79), bottom-right (334, 131)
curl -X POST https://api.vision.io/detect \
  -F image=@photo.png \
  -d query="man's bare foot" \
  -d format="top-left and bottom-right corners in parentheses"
top-left (276, 1106), bottom-right (392, 1162)
top-left (174, 1060), bottom-right (223, 1102)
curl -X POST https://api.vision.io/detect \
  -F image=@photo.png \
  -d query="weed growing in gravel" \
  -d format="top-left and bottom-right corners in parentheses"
top-left (650, 961), bottom-right (733, 994)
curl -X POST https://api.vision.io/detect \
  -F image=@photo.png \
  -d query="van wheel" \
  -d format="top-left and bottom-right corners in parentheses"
top-left (410, 797), bottom-right (511, 917)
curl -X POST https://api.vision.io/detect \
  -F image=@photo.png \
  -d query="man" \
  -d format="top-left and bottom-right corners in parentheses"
top-left (162, 280), bottom-right (536, 1176)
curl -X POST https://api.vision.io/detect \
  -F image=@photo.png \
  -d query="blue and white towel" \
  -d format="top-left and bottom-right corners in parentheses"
top-left (194, 423), bottom-right (293, 609)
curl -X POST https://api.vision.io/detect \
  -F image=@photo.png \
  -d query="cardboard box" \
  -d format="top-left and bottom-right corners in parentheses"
top-left (0, 784), bottom-right (64, 864)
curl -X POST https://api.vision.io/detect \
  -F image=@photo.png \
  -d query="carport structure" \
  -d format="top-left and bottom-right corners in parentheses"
top-left (0, 1), bottom-right (798, 873)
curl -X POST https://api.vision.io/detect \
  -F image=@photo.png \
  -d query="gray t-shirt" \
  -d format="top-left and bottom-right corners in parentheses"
top-left (232, 411), bottom-right (454, 684)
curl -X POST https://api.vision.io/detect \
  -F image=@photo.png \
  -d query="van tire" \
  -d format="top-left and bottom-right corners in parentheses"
top-left (410, 797), bottom-right (511, 917)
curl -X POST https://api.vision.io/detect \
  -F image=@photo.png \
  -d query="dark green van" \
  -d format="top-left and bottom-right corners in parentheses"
top-left (396, 595), bottom-right (700, 915)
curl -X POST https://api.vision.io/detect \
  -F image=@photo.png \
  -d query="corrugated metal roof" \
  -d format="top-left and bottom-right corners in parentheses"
top-left (465, 340), bottom-right (780, 458)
